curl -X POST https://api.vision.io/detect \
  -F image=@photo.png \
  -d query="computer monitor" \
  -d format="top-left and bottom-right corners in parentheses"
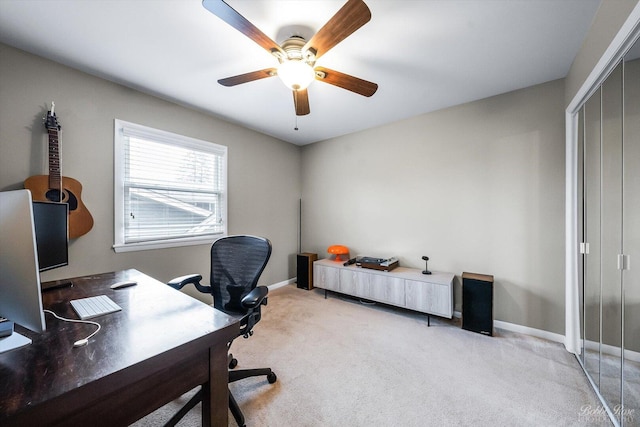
top-left (33, 201), bottom-right (69, 272)
top-left (0, 190), bottom-right (47, 336)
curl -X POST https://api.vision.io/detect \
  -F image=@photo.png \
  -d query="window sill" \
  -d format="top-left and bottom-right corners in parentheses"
top-left (113, 235), bottom-right (223, 253)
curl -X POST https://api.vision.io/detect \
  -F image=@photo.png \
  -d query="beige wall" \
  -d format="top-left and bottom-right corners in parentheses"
top-left (0, 43), bottom-right (301, 303)
top-left (301, 79), bottom-right (566, 334)
top-left (4, 0), bottom-right (636, 335)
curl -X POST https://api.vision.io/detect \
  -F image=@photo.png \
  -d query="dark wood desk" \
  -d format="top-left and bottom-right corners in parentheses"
top-left (0, 269), bottom-right (239, 427)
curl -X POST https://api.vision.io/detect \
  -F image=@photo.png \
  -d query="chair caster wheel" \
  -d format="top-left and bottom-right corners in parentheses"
top-left (267, 372), bottom-right (277, 384)
top-left (229, 358), bottom-right (238, 369)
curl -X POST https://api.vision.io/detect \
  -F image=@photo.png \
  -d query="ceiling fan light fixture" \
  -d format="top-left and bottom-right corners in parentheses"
top-left (277, 59), bottom-right (315, 90)
top-left (204, 0), bottom-right (376, 116)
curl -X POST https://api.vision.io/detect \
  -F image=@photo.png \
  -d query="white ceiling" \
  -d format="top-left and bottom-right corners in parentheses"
top-left (0, 0), bottom-right (601, 145)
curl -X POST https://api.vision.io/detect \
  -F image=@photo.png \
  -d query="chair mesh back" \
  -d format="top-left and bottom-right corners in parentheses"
top-left (210, 235), bottom-right (272, 315)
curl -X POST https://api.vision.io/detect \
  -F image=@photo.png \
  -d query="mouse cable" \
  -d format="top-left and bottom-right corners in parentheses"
top-left (43, 309), bottom-right (101, 347)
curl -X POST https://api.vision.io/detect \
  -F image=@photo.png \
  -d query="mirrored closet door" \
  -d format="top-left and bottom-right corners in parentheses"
top-left (577, 36), bottom-right (639, 427)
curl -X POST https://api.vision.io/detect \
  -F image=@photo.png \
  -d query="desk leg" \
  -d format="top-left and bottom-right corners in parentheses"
top-left (204, 342), bottom-right (229, 427)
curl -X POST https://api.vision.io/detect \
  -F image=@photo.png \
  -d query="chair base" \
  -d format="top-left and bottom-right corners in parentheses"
top-left (229, 367), bottom-right (277, 427)
top-left (164, 388), bottom-right (202, 427)
top-left (229, 367), bottom-right (275, 383)
top-left (163, 367), bottom-right (277, 427)
top-left (229, 389), bottom-right (246, 427)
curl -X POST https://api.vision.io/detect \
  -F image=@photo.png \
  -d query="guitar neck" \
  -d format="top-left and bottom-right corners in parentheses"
top-left (48, 127), bottom-right (61, 190)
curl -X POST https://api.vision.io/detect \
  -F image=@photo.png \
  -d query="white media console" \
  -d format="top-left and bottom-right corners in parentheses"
top-left (313, 259), bottom-right (454, 324)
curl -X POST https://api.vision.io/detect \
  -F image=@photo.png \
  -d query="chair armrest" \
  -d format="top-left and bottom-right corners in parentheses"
top-left (167, 274), bottom-right (211, 294)
top-left (241, 286), bottom-right (268, 309)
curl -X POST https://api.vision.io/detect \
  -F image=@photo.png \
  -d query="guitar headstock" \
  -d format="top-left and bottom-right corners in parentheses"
top-left (44, 102), bottom-right (61, 131)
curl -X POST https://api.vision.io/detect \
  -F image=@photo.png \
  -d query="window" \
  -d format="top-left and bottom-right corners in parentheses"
top-left (113, 119), bottom-right (227, 252)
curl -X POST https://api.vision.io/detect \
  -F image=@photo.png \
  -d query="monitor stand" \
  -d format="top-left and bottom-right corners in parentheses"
top-left (0, 332), bottom-right (31, 354)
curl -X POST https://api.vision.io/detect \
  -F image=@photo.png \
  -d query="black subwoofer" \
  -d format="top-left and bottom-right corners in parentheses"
top-left (462, 272), bottom-right (494, 336)
top-left (296, 253), bottom-right (317, 290)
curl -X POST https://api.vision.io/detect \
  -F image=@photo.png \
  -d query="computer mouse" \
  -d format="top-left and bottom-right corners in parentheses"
top-left (110, 280), bottom-right (137, 289)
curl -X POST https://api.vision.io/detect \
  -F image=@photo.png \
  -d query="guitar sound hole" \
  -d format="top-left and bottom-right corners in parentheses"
top-left (46, 189), bottom-right (78, 211)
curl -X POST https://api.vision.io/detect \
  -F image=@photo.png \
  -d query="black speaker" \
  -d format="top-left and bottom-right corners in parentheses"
top-left (297, 253), bottom-right (317, 290)
top-left (462, 272), bottom-right (494, 336)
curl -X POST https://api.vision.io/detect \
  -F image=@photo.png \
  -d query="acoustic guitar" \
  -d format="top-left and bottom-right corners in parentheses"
top-left (24, 103), bottom-right (94, 238)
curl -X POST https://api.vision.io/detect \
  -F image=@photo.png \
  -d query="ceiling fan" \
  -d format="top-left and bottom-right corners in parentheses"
top-left (202, 0), bottom-right (378, 116)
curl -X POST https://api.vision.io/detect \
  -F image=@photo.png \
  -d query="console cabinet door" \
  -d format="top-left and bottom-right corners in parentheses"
top-left (340, 269), bottom-right (369, 298)
top-left (314, 264), bottom-right (339, 291)
top-left (405, 280), bottom-right (451, 317)
top-left (369, 274), bottom-right (405, 306)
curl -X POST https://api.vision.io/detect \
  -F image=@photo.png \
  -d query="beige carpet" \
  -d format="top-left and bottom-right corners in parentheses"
top-left (133, 285), bottom-right (610, 427)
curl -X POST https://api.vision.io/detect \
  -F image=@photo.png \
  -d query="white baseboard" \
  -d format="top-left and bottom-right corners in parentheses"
top-left (453, 310), bottom-right (565, 344)
top-left (268, 277), bottom-right (296, 290)
top-left (583, 338), bottom-right (640, 363)
top-left (486, 321), bottom-right (640, 363)
top-left (493, 319), bottom-right (566, 344)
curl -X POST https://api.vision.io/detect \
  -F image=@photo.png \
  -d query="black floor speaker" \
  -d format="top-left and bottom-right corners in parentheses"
top-left (297, 253), bottom-right (317, 290)
top-left (462, 272), bottom-right (494, 336)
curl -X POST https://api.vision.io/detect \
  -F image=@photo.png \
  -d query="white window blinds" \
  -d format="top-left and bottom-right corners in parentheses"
top-left (114, 120), bottom-right (227, 252)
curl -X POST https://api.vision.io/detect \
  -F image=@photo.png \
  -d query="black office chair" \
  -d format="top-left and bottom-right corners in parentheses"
top-left (165, 235), bottom-right (277, 427)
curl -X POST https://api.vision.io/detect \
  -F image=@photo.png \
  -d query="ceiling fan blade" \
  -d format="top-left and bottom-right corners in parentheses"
top-left (218, 68), bottom-right (277, 86)
top-left (202, 0), bottom-right (285, 56)
top-left (303, 0), bottom-right (371, 60)
top-left (293, 89), bottom-right (310, 116)
top-left (314, 67), bottom-right (378, 97)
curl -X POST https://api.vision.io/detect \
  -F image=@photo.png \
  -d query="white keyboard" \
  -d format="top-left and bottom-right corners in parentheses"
top-left (71, 295), bottom-right (122, 320)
